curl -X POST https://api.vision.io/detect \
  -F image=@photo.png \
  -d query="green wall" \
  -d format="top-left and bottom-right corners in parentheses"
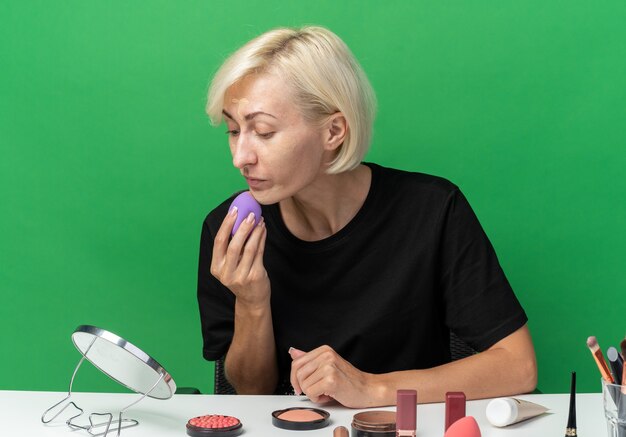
top-left (1, 1), bottom-right (625, 396)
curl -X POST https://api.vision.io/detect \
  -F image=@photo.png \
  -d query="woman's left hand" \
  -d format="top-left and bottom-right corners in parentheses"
top-left (288, 345), bottom-right (381, 408)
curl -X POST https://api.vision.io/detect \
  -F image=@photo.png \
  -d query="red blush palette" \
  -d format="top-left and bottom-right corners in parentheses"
top-left (186, 415), bottom-right (243, 436)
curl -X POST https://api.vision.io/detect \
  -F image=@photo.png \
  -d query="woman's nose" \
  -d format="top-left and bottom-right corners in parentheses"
top-left (231, 135), bottom-right (257, 169)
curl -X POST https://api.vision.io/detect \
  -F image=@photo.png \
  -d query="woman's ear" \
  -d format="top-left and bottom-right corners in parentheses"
top-left (323, 112), bottom-right (348, 151)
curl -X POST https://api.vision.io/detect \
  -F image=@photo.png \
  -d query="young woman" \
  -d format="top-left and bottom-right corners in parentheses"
top-left (197, 26), bottom-right (536, 408)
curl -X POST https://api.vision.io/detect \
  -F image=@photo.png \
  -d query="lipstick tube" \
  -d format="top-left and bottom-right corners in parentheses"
top-left (396, 390), bottom-right (417, 437)
top-left (445, 392), bottom-right (466, 430)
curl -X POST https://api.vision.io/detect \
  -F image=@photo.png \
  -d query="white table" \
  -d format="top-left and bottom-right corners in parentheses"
top-left (0, 390), bottom-right (608, 436)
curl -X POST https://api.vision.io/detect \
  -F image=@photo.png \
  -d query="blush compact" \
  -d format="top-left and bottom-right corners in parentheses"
top-left (271, 407), bottom-right (330, 431)
top-left (186, 415), bottom-right (243, 436)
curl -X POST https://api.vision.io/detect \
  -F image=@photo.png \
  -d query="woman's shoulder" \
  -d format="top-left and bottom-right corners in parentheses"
top-left (366, 162), bottom-right (460, 198)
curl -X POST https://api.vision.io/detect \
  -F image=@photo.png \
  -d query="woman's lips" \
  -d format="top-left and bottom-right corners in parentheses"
top-left (245, 177), bottom-right (267, 189)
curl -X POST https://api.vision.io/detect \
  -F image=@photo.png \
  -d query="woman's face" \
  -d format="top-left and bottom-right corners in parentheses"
top-left (222, 72), bottom-right (332, 205)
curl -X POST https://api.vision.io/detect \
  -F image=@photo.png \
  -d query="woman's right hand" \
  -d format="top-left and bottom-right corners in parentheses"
top-left (210, 207), bottom-right (270, 306)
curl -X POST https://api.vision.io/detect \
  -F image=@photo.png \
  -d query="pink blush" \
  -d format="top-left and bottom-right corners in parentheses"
top-left (188, 415), bottom-right (240, 428)
top-left (271, 407), bottom-right (330, 430)
top-left (278, 409), bottom-right (324, 422)
top-left (186, 414), bottom-right (243, 436)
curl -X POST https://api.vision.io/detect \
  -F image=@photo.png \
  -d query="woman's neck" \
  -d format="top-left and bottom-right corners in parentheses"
top-left (278, 164), bottom-right (372, 241)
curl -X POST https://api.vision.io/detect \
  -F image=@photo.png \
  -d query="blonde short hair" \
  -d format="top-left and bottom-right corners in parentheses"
top-left (206, 26), bottom-right (377, 174)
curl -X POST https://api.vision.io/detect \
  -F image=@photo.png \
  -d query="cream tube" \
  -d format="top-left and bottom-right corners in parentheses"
top-left (485, 397), bottom-right (548, 427)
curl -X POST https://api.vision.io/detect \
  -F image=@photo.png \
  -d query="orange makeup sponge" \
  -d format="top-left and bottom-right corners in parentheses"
top-left (443, 416), bottom-right (481, 437)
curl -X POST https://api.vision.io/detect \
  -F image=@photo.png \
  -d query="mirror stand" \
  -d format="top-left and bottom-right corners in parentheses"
top-left (41, 326), bottom-right (174, 437)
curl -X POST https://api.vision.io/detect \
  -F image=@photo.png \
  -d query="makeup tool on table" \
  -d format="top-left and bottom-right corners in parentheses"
top-left (607, 346), bottom-right (624, 386)
top-left (618, 339), bottom-right (626, 436)
top-left (588, 336), bottom-right (626, 437)
top-left (443, 416), bottom-right (481, 437)
top-left (348, 389), bottom-right (415, 437)
top-left (485, 397), bottom-right (548, 427)
top-left (587, 336), bottom-right (614, 383)
top-left (445, 392), bottom-right (466, 430)
top-left (396, 389), bottom-right (417, 437)
top-left (41, 325), bottom-right (176, 437)
top-left (271, 407), bottom-right (330, 431)
top-left (565, 371), bottom-right (577, 437)
top-left (351, 410), bottom-right (396, 437)
top-left (333, 426), bottom-right (349, 437)
top-left (621, 339), bottom-right (626, 392)
top-left (186, 415), bottom-right (243, 437)
top-left (620, 339), bottom-right (626, 437)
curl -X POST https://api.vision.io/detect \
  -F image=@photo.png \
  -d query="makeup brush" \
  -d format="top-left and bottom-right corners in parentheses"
top-left (608, 347), bottom-right (624, 387)
top-left (587, 336), bottom-right (615, 383)
top-left (619, 338), bottom-right (626, 395)
top-left (618, 340), bottom-right (626, 437)
top-left (565, 371), bottom-right (577, 437)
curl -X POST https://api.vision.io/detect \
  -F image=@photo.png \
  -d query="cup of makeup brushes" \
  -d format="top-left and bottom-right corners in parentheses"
top-left (602, 379), bottom-right (626, 437)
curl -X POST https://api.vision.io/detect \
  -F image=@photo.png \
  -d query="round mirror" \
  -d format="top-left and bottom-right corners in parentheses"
top-left (71, 325), bottom-right (176, 399)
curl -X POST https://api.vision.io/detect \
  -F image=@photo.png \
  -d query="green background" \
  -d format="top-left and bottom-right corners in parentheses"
top-left (1, 1), bottom-right (625, 396)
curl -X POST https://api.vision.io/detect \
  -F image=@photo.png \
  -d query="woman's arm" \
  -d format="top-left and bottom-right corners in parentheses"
top-left (290, 324), bottom-right (537, 408)
top-left (211, 208), bottom-right (278, 394)
top-left (225, 296), bottom-right (278, 394)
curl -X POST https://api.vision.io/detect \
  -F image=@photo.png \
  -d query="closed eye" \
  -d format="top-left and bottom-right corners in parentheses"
top-left (257, 131), bottom-right (275, 139)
